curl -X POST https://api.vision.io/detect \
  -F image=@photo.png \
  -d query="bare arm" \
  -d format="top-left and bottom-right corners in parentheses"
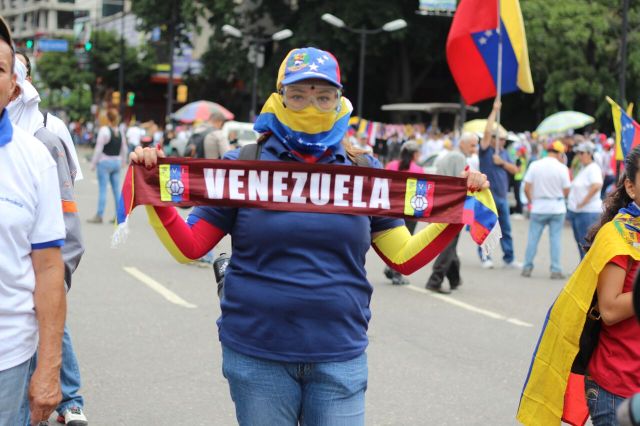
top-left (576, 183), bottom-right (603, 209)
top-left (597, 262), bottom-right (634, 326)
top-left (524, 182), bottom-right (532, 204)
top-left (492, 154), bottom-right (518, 175)
top-left (29, 247), bottom-right (66, 424)
top-left (481, 99), bottom-right (501, 150)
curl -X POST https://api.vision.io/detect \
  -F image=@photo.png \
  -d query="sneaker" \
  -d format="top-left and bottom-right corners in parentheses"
top-left (57, 407), bottom-right (88, 425)
top-left (521, 268), bottom-right (532, 278)
top-left (504, 260), bottom-right (523, 269)
top-left (425, 283), bottom-right (451, 294)
top-left (450, 280), bottom-right (462, 290)
top-left (550, 272), bottom-right (566, 280)
top-left (86, 215), bottom-right (102, 224)
top-left (481, 259), bottom-right (494, 269)
top-left (383, 266), bottom-right (394, 281)
top-left (391, 274), bottom-right (410, 286)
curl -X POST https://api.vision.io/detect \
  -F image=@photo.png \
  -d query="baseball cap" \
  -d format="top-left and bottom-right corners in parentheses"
top-left (277, 47), bottom-right (342, 89)
top-left (574, 141), bottom-right (596, 154)
top-left (401, 140), bottom-right (419, 154)
top-left (0, 15), bottom-right (14, 52)
top-left (547, 140), bottom-right (565, 154)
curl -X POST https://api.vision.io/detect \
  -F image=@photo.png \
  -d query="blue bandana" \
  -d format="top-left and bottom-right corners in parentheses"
top-left (0, 109), bottom-right (13, 147)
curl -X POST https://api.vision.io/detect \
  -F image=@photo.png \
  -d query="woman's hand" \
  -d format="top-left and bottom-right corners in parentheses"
top-left (129, 145), bottom-right (165, 168)
top-left (461, 168), bottom-right (489, 193)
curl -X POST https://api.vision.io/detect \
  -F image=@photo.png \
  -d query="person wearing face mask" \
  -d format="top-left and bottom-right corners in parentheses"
top-left (129, 47), bottom-right (488, 425)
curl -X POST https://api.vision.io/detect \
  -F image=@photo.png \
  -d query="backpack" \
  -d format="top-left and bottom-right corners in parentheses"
top-left (185, 128), bottom-right (214, 158)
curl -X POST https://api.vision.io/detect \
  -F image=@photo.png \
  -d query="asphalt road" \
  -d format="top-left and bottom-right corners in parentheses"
top-left (58, 151), bottom-right (584, 425)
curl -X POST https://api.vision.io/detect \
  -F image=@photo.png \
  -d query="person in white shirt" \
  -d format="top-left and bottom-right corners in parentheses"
top-left (126, 121), bottom-right (144, 152)
top-left (0, 17), bottom-right (66, 425)
top-left (567, 141), bottom-right (603, 259)
top-left (522, 141), bottom-right (571, 279)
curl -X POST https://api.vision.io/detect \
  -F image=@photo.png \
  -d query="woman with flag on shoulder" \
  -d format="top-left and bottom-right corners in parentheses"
top-left (130, 47), bottom-right (488, 425)
top-left (517, 147), bottom-right (640, 426)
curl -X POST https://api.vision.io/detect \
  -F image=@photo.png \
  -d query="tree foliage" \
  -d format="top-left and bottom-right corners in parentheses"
top-left (124, 0), bottom-right (640, 130)
top-left (35, 31), bottom-right (153, 120)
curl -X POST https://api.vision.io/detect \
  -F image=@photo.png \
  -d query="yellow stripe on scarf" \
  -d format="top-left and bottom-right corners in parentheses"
top-left (145, 206), bottom-right (193, 264)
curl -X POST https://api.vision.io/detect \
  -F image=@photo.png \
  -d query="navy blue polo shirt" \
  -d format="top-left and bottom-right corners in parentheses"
top-left (479, 145), bottom-right (512, 199)
top-left (191, 137), bottom-right (403, 362)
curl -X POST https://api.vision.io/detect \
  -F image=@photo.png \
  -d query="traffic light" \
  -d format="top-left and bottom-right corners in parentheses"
top-left (177, 84), bottom-right (188, 103)
top-left (25, 39), bottom-right (34, 49)
top-left (84, 41), bottom-right (93, 51)
top-left (111, 91), bottom-right (121, 106)
top-left (126, 92), bottom-right (135, 107)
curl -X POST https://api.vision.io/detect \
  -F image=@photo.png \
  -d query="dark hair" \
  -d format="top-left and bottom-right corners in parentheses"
top-left (15, 50), bottom-right (30, 77)
top-left (584, 146), bottom-right (640, 251)
top-left (397, 142), bottom-right (419, 171)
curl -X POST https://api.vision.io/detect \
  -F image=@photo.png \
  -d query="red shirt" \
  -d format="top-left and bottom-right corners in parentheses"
top-left (588, 255), bottom-right (640, 397)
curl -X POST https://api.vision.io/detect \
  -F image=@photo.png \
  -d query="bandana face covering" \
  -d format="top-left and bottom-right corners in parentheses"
top-left (254, 93), bottom-right (352, 157)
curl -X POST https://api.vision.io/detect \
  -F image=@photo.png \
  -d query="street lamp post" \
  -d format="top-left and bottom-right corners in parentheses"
top-left (222, 25), bottom-right (293, 121)
top-left (321, 14), bottom-right (407, 118)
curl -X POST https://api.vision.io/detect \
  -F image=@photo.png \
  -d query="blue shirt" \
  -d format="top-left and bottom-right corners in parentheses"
top-left (191, 137), bottom-right (403, 362)
top-left (479, 145), bottom-right (512, 199)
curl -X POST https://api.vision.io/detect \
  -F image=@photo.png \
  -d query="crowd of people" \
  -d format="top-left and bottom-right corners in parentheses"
top-left (346, 99), bottom-right (620, 290)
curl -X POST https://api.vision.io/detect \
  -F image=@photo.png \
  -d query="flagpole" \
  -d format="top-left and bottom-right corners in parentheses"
top-left (495, 0), bottom-right (503, 152)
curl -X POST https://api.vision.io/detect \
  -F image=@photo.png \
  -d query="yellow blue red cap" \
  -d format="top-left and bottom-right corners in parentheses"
top-left (277, 47), bottom-right (342, 90)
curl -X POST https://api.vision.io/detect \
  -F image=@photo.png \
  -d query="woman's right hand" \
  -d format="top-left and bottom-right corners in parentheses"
top-left (129, 145), bottom-right (165, 168)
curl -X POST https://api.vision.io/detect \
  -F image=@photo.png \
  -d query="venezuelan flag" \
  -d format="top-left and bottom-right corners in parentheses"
top-left (516, 217), bottom-right (640, 426)
top-left (462, 189), bottom-right (501, 250)
top-left (607, 96), bottom-right (640, 161)
top-left (446, 0), bottom-right (534, 105)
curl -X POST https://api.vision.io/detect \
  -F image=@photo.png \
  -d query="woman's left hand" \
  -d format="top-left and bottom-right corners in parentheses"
top-left (461, 168), bottom-right (489, 193)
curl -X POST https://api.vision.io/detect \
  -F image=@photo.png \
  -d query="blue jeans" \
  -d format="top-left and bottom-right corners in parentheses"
top-left (0, 358), bottom-right (32, 426)
top-left (96, 159), bottom-right (121, 218)
top-left (585, 376), bottom-right (625, 426)
top-left (523, 213), bottom-right (565, 273)
top-left (567, 211), bottom-right (600, 259)
top-left (58, 324), bottom-right (84, 414)
top-left (222, 345), bottom-right (368, 426)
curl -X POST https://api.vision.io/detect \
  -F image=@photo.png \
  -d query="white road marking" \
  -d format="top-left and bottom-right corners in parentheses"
top-left (404, 285), bottom-right (533, 327)
top-left (123, 266), bottom-right (197, 309)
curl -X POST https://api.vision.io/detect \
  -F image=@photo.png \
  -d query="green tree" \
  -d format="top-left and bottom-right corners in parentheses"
top-left (198, 0), bottom-right (456, 123)
top-left (517, 0), bottom-right (640, 128)
top-left (89, 30), bottom-right (154, 92)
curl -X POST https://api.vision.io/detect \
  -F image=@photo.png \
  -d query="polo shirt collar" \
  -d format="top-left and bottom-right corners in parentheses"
top-left (264, 134), bottom-right (347, 164)
top-left (0, 109), bottom-right (13, 147)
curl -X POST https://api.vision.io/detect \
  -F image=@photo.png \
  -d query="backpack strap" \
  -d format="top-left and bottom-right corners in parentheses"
top-left (238, 143), bottom-right (261, 161)
top-left (238, 132), bottom-right (270, 161)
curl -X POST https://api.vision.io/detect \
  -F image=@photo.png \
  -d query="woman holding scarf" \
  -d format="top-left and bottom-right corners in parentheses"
top-left (130, 47), bottom-right (488, 425)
